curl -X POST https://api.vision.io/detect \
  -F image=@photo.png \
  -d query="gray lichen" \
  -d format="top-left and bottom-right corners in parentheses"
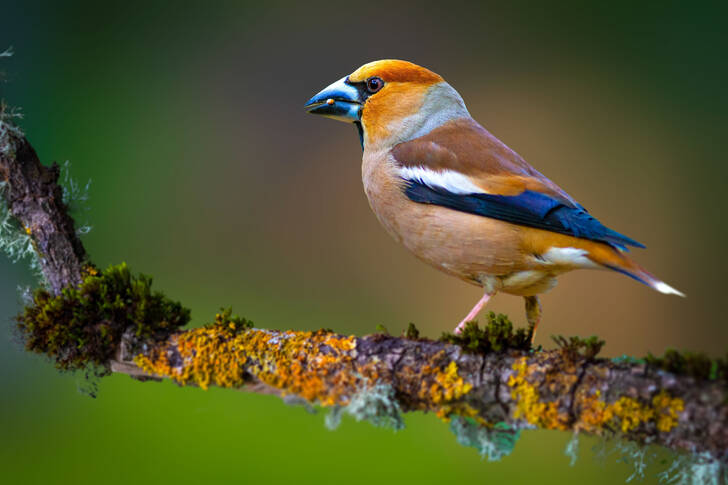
top-left (658, 452), bottom-right (727, 485)
top-left (1, 150), bottom-right (90, 280)
top-left (0, 111), bottom-right (24, 157)
top-left (0, 49), bottom-right (37, 272)
top-left (591, 438), bottom-right (728, 484)
top-left (325, 383), bottom-right (404, 431)
top-left (449, 417), bottom-right (521, 461)
top-left (565, 432), bottom-right (579, 466)
top-left (0, 181), bottom-right (41, 272)
top-left (617, 440), bottom-right (652, 483)
top-left (59, 161), bottom-right (92, 236)
top-left (282, 394), bottom-right (316, 414)
top-left (1, 48), bottom-right (23, 141)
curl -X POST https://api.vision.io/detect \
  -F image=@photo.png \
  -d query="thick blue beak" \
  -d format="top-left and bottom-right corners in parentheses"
top-left (305, 76), bottom-right (362, 122)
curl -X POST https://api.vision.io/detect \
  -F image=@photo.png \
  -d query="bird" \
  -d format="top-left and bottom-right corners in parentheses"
top-left (304, 59), bottom-right (683, 340)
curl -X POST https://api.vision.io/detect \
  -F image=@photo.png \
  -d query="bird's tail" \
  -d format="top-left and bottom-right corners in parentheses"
top-left (585, 244), bottom-right (685, 297)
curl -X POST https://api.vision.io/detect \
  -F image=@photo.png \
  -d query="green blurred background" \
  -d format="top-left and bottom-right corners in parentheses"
top-left (1, 1), bottom-right (726, 483)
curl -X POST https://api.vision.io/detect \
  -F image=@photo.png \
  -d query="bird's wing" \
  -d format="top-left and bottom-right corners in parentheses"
top-left (391, 118), bottom-right (644, 250)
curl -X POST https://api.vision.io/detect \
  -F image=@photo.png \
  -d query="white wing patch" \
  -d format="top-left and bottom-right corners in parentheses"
top-left (398, 166), bottom-right (484, 195)
top-left (541, 247), bottom-right (599, 268)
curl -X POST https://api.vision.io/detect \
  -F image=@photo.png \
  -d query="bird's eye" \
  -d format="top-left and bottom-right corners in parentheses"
top-left (366, 76), bottom-right (384, 93)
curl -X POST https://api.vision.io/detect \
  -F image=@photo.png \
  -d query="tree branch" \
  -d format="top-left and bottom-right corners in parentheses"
top-left (0, 118), bottom-right (87, 294)
top-left (1, 117), bottom-right (726, 471)
top-left (112, 322), bottom-right (726, 461)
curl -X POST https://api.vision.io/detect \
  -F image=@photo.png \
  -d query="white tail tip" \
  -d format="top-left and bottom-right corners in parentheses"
top-left (654, 281), bottom-right (686, 297)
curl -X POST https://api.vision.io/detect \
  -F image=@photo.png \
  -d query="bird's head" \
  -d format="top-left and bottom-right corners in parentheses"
top-left (305, 60), bottom-right (469, 150)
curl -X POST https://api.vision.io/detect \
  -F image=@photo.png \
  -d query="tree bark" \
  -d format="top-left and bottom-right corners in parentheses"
top-left (110, 325), bottom-right (727, 461)
top-left (0, 120), bottom-right (87, 294)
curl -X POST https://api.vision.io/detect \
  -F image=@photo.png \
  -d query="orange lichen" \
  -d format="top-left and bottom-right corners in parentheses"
top-left (576, 389), bottom-right (684, 434)
top-left (437, 402), bottom-right (490, 424)
top-left (83, 265), bottom-right (98, 276)
top-left (577, 387), bottom-right (686, 436)
top-left (508, 358), bottom-right (569, 430)
top-left (429, 361), bottom-right (473, 403)
top-left (652, 390), bottom-right (685, 432)
top-left (135, 313), bottom-right (367, 405)
top-left (433, 365), bottom-right (474, 419)
top-left (508, 357), bottom-right (685, 435)
top-left (132, 312), bottom-right (693, 443)
top-left (576, 390), bottom-right (611, 431)
top-left (611, 396), bottom-right (654, 432)
top-left (136, 321), bottom-right (688, 435)
top-left (135, 321), bottom-right (484, 422)
top-left (417, 354), bottom-right (474, 420)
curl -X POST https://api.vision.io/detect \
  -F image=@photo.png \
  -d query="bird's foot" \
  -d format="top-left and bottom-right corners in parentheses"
top-left (454, 290), bottom-right (494, 335)
top-left (525, 295), bottom-right (542, 346)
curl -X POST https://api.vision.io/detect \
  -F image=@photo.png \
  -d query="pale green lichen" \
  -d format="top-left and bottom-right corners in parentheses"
top-left (658, 452), bottom-right (726, 485)
top-left (282, 395), bottom-right (317, 414)
top-left (449, 417), bottom-right (520, 461)
top-left (325, 383), bottom-right (404, 431)
top-left (1, 47), bottom-right (24, 150)
top-left (0, 181), bottom-right (41, 273)
top-left (0, 81), bottom-right (41, 277)
top-left (595, 439), bottom-right (728, 484)
top-left (59, 161), bottom-right (92, 236)
top-left (0, 105), bottom-right (24, 144)
top-left (0, 158), bottom-right (90, 282)
top-left (324, 407), bottom-right (343, 429)
top-left (564, 432), bottom-right (579, 466)
top-left (1, 47), bottom-right (89, 274)
top-left (617, 440), bottom-right (652, 482)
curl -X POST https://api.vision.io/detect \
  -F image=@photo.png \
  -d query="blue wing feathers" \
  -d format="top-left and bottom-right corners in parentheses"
top-left (403, 180), bottom-right (645, 250)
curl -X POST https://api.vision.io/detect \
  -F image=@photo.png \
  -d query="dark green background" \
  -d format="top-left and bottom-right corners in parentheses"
top-left (1, 1), bottom-right (726, 483)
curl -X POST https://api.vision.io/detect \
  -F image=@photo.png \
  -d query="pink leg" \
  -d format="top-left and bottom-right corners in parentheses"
top-left (454, 291), bottom-right (493, 334)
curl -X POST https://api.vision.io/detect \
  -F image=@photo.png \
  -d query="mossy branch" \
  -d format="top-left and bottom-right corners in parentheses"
top-left (1, 116), bottom-right (726, 479)
top-left (109, 316), bottom-right (726, 461)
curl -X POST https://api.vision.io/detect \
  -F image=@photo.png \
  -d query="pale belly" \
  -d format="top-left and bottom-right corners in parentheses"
top-left (361, 152), bottom-right (560, 296)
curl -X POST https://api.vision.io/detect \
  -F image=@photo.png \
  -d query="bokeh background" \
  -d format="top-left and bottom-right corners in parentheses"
top-left (1, 1), bottom-right (726, 483)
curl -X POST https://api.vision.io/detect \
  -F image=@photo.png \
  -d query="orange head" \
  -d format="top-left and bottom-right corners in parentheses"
top-left (305, 60), bottom-right (469, 149)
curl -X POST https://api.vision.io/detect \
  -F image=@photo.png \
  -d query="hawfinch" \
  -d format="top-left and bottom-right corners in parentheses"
top-left (305, 59), bottom-right (683, 339)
